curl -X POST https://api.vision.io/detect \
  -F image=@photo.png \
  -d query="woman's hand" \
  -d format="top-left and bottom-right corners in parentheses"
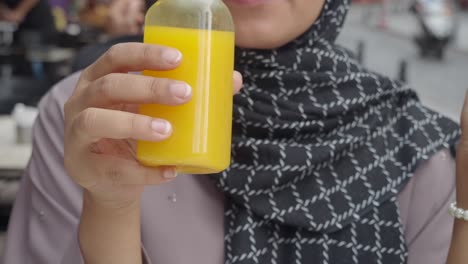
top-left (456, 92), bottom-right (468, 208)
top-left (64, 43), bottom-right (242, 263)
top-left (64, 43), bottom-right (242, 208)
top-left (447, 90), bottom-right (468, 263)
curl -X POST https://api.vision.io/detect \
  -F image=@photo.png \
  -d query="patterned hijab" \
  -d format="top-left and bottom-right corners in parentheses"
top-left (213, 0), bottom-right (460, 263)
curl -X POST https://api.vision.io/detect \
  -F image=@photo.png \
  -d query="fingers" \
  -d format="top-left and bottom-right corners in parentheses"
top-left (82, 43), bottom-right (182, 82)
top-left (71, 108), bottom-right (172, 143)
top-left (73, 71), bottom-right (239, 111)
top-left (92, 156), bottom-right (177, 186)
top-left (79, 73), bottom-right (192, 109)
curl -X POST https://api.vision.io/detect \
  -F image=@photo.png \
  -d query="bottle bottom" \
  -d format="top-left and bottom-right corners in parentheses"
top-left (176, 165), bottom-right (223, 175)
top-left (138, 157), bottom-right (229, 175)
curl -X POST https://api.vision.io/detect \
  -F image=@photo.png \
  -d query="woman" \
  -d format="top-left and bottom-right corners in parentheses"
top-left (79, 0), bottom-right (145, 37)
top-left (2, 0), bottom-right (468, 263)
top-left (1, 0), bottom-right (39, 24)
top-left (0, 0), bottom-right (57, 42)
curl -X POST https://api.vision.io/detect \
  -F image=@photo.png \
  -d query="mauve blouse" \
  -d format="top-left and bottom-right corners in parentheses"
top-left (1, 72), bottom-right (457, 264)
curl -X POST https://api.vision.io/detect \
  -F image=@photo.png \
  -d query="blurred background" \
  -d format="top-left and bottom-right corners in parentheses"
top-left (0, 0), bottom-right (467, 255)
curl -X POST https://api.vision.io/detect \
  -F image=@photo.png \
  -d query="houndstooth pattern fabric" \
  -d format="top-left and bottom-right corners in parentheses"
top-left (213, 0), bottom-right (460, 263)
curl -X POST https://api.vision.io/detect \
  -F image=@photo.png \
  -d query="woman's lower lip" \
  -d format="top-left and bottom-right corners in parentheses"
top-left (225, 0), bottom-right (272, 6)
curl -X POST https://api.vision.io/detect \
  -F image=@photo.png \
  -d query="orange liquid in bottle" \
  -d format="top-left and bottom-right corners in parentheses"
top-left (137, 26), bottom-right (235, 174)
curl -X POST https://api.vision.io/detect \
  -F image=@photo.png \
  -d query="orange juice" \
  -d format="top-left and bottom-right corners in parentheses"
top-left (137, 26), bottom-right (235, 174)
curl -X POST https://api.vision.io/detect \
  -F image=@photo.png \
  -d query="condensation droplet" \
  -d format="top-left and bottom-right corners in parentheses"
top-left (168, 193), bottom-right (177, 203)
top-left (441, 152), bottom-right (448, 161)
top-left (39, 211), bottom-right (45, 218)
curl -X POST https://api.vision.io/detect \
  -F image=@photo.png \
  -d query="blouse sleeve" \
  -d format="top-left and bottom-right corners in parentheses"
top-left (1, 73), bottom-right (153, 264)
top-left (397, 149), bottom-right (456, 264)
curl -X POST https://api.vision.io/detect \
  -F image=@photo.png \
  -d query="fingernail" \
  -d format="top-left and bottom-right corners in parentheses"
top-left (163, 169), bottom-right (177, 179)
top-left (151, 119), bottom-right (171, 135)
top-left (162, 49), bottom-right (182, 64)
top-left (170, 82), bottom-right (192, 100)
top-left (233, 71), bottom-right (242, 81)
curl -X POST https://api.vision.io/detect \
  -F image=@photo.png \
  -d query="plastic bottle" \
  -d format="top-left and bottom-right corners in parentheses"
top-left (137, 0), bottom-right (235, 174)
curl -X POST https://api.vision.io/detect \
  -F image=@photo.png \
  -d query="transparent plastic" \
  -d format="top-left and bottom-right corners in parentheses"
top-left (145, 0), bottom-right (234, 31)
top-left (137, 0), bottom-right (235, 174)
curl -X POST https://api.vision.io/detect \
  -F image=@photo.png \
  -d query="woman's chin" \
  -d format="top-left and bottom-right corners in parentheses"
top-left (234, 22), bottom-right (306, 50)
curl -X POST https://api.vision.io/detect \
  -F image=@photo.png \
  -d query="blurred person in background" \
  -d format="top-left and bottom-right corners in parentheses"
top-left (0, 0), bottom-right (56, 42)
top-left (69, 0), bottom-right (146, 70)
top-left (103, 0), bottom-right (145, 36)
top-left (79, 0), bottom-right (145, 37)
top-left (0, 0), bottom-right (38, 24)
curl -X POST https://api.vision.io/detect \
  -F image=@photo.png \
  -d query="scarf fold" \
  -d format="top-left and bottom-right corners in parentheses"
top-left (213, 0), bottom-right (460, 263)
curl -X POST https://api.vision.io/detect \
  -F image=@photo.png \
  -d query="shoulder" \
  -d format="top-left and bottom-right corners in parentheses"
top-left (24, 72), bottom-right (83, 215)
top-left (31, 71), bottom-right (80, 158)
top-left (39, 71), bottom-right (80, 113)
top-left (2, 74), bottom-right (86, 264)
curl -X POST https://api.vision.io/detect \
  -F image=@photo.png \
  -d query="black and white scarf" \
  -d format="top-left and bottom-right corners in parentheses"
top-left (214, 0), bottom-right (460, 263)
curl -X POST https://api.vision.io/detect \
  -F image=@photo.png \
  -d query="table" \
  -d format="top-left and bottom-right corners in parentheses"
top-left (0, 116), bottom-right (32, 205)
